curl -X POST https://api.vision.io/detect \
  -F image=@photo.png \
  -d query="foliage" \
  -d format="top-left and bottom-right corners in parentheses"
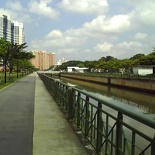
top-left (58, 60), bottom-right (85, 71)
top-left (0, 38), bottom-right (35, 73)
top-left (55, 48), bottom-right (155, 73)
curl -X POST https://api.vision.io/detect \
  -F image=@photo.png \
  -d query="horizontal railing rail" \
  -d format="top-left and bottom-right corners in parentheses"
top-left (38, 73), bottom-right (155, 155)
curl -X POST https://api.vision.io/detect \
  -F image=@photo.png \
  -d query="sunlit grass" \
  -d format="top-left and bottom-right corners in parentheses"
top-left (0, 72), bottom-right (27, 90)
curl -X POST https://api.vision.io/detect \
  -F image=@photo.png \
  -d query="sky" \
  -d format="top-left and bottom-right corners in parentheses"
top-left (1, 0), bottom-right (155, 62)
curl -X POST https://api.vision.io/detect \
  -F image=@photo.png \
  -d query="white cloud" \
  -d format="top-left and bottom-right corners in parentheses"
top-left (30, 14), bottom-right (131, 60)
top-left (0, 8), bottom-right (14, 17)
top-left (110, 41), bottom-right (143, 58)
top-left (95, 42), bottom-right (113, 52)
top-left (28, 0), bottom-right (155, 61)
top-left (83, 15), bottom-right (130, 35)
top-left (117, 41), bottom-right (142, 50)
top-left (60, 48), bottom-right (78, 54)
top-left (0, 5), bottom-right (31, 24)
top-left (28, 0), bottom-right (59, 19)
top-left (46, 30), bottom-right (62, 38)
top-left (129, 1), bottom-right (155, 28)
top-left (6, 1), bottom-right (23, 11)
top-left (59, 0), bottom-right (109, 15)
top-left (134, 33), bottom-right (148, 40)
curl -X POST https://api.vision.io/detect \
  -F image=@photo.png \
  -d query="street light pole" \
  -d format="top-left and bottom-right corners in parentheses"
top-left (4, 56), bottom-right (7, 83)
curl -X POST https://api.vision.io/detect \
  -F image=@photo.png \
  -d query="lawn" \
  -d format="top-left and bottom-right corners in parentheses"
top-left (0, 72), bottom-right (27, 90)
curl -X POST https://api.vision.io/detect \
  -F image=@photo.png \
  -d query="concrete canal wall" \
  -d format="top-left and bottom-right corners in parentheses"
top-left (110, 78), bottom-right (155, 93)
top-left (60, 73), bottom-right (108, 84)
top-left (60, 73), bottom-right (155, 93)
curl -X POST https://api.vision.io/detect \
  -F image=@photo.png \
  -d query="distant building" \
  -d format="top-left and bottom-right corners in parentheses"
top-left (12, 21), bottom-right (24, 45)
top-left (30, 51), bottom-right (56, 71)
top-left (133, 66), bottom-right (154, 75)
top-left (67, 66), bottom-right (88, 73)
top-left (0, 12), bottom-right (24, 44)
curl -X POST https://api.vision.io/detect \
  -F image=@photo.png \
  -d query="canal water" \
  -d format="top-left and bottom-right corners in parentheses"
top-left (60, 77), bottom-right (155, 120)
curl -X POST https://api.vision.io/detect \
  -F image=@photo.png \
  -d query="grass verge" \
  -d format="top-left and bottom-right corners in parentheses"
top-left (0, 72), bottom-right (28, 90)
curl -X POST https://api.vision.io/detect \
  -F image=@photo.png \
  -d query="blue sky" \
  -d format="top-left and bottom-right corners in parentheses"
top-left (1, 0), bottom-right (155, 62)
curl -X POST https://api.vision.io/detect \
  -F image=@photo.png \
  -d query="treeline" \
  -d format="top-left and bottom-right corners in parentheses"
top-left (55, 48), bottom-right (155, 73)
top-left (0, 38), bottom-right (35, 74)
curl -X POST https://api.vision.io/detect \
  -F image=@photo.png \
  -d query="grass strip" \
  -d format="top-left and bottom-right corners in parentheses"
top-left (0, 72), bottom-right (28, 90)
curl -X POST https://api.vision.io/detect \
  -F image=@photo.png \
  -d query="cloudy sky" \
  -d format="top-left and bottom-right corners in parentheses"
top-left (1, 0), bottom-right (155, 62)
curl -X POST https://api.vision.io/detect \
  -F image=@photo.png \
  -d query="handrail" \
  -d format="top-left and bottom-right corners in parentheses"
top-left (38, 73), bottom-right (155, 155)
top-left (73, 87), bottom-right (155, 129)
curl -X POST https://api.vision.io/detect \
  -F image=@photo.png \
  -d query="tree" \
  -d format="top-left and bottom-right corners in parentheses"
top-left (138, 52), bottom-right (155, 65)
top-left (98, 55), bottom-right (117, 62)
top-left (130, 53), bottom-right (145, 60)
top-left (11, 42), bottom-right (28, 78)
top-left (19, 51), bottom-right (35, 73)
top-left (0, 38), bottom-right (10, 83)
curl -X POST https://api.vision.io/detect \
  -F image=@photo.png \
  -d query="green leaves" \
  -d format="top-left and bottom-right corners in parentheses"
top-left (0, 38), bottom-right (10, 56)
top-left (0, 38), bottom-right (35, 73)
top-left (56, 48), bottom-right (155, 72)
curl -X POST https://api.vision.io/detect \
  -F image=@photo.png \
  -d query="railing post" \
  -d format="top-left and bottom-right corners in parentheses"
top-left (115, 112), bottom-right (123, 155)
top-left (151, 136), bottom-right (155, 155)
top-left (67, 87), bottom-right (73, 120)
top-left (85, 96), bottom-right (89, 137)
top-left (96, 102), bottom-right (103, 154)
top-left (53, 80), bottom-right (58, 100)
top-left (77, 92), bottom-right (81, 128)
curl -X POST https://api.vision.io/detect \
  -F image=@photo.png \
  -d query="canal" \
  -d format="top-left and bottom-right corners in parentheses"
top-left (60, 77), bottom-right (155, 121)
top-left (59, 77), bottom-right (155, 154)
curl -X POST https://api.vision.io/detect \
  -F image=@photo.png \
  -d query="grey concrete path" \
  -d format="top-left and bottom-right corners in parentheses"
top-left (0, 73), bottom-right (88, 155)
top-left (33, 73), bottom-right (88, 155)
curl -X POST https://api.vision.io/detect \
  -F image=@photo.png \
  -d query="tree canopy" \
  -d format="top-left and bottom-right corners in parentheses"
top-left (0, 38), bottom-right (35, 73)
top-left (55, 48), bottom-right (155, 73)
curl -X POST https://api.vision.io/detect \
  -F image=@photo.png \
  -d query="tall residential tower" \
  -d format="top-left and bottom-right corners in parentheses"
top-left (0, 12), bottom-right (24, 44)
top-left (31, 51), bottom-right (56, 71)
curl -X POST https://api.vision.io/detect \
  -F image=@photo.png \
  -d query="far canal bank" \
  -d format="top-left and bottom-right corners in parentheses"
top-left (58, 72), bottom-right (155, 93)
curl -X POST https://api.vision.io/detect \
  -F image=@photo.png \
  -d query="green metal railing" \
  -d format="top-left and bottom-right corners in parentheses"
top-left (38, 73), bottom-right (155, 155)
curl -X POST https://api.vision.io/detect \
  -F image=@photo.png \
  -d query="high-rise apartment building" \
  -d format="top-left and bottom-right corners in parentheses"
top-left (12, 21), bottom-right (24, 45)
top-left (31, 51), bottom-right (56, 71)
top-left (0, 12), bottom-right (24, 44)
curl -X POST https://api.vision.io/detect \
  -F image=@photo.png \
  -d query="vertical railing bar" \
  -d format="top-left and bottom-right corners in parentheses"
top-left (85, 96), bottom-right (89, 137)
top-left (67, 87), bottom-right (73, 120)
top-left (105, 114), bottom-right (108, 154)
top-left (111, 128), bottom-right (114, 155)
top-left (111, 132), bottom-right (114, 155)
top-left (90, 105), bottom-right (93, 142)
top-left (131, 131), bottom-right (135, 155)
top-left (151, 136), bottom-right (155, 155)
top-left (115, 112), bottom-right (123, 155)
top-left (123, 138), bottom-right (126, 155)
top-left (96, 102), bottom-right (103, 154)
top-left (77, 92), bottom-right (81, 128)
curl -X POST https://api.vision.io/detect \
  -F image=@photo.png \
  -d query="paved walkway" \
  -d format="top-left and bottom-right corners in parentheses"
top-left (0, 73), bottom-right (88, 155)
top-left (0, 73), bottom-right (35, 155)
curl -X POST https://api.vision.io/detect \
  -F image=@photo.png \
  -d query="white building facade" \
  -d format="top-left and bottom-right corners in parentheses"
top-left (0, 12), bottom-right (24, 44)
top-left (133, 66), bottom-right (153, 75)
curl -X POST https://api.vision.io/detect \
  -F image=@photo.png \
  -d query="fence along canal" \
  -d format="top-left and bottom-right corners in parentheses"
top-left (38, 73), bottom-right (155, 155)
